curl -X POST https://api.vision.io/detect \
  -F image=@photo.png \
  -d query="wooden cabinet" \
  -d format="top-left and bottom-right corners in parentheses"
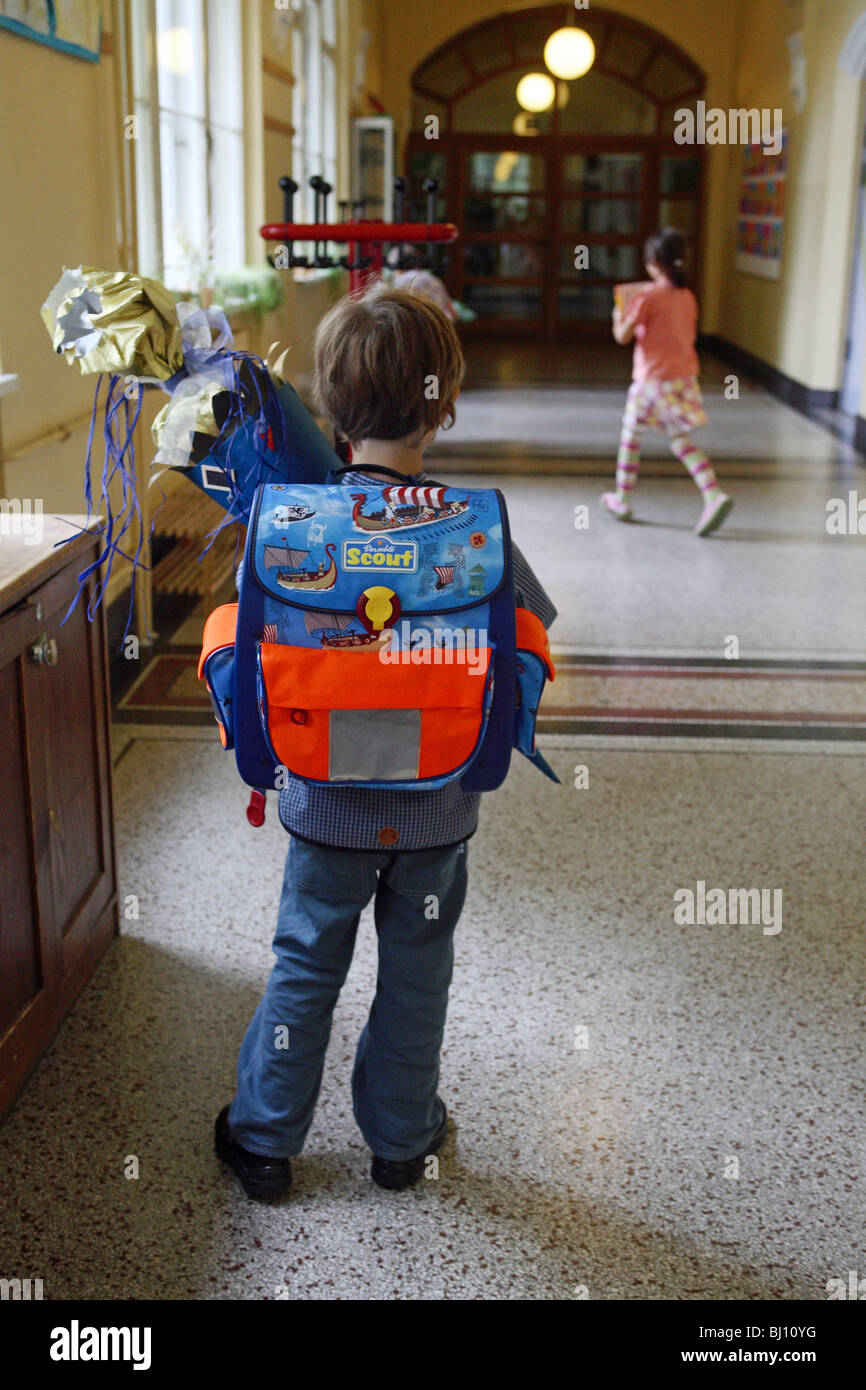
top-left (0, 518), bottom-right (117, 1119)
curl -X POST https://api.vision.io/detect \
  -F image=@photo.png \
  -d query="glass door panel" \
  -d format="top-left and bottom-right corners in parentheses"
top-left (658, 154), bottom-right (701, 268)
top-left (660, 155), bottom-right (700, 195)
top-left (427, 135), bottom-right (703, 337)
top-left (561, 197), bottom-right (642, 236)
top-left (464, 242), bottom-right (545, 278)
top-left (563, 152), bottom-right (643, 193)
top-left (558, 243), bottom-right (640, 280)
top-left (458, 144), bottom-right (549, 330)
top-left (465, 195), bottom-right (547, 233)
top-left (462, 285), bottom-right (543, 320)
top-left (557, 148), bottom-right (647, 332)
top-left (467, 150), bottom-right (545, 193)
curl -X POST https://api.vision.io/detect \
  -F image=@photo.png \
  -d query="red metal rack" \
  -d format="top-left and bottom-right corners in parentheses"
top-left (260, 175), bottom-right (460, 295)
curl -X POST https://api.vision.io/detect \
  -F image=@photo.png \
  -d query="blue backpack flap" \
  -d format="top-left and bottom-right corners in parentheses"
top-left (516, 651), bottom-right (561, 784)
top-left (186, 378), bottom-right (340, 522)
top-left (203, 647), bottom-right (235, 748)
top-left (232, 479), bottom-right (515, 793)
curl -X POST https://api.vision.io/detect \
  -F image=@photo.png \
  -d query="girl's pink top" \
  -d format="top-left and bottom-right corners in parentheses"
top-left (625, 281), bottom-right (700, 383)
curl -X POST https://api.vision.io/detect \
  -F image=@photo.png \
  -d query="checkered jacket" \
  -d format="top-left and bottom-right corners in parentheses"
top-left (277, 470), bottom-right (557, 851)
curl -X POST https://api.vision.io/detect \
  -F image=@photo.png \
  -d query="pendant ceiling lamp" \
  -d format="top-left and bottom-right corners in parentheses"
top-left (516, 71), bottom-right (556, 112)
top-left (544, 26), bottom-right (595, 80)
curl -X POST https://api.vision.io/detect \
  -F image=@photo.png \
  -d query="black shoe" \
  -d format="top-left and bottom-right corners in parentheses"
top-left (370, 1105), bottom-right (449, 1191)
top-left (214, 1106), bottom-right (293, 1200)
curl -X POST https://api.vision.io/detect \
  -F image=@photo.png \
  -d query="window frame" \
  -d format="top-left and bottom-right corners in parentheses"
top-left (128, 0), bottom-right (246, 288)
top-left (290, 0), bottom-right (338, 222)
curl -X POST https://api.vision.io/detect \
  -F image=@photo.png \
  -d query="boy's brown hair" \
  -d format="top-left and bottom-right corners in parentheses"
top-left (313, 286), bottom-right (465, 447)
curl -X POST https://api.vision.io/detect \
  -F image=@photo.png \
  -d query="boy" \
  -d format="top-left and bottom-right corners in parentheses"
top-left (215, 288), bottom-right (556, 1198)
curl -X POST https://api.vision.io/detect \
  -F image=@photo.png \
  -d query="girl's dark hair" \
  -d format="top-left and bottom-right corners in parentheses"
top-left (644, 227), bottom-right (689, 288)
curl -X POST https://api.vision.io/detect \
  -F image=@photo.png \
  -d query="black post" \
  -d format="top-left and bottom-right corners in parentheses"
top-left (276, 176), bottom-right (307, 268)
top-left (309, 176), bottom-right (334, 267)
top-left (422, 177), bottom-right (439, 271)
top-left (393, 175), bottom-right (406, 222)
top-left (279, 176), bottom-right (298, 224)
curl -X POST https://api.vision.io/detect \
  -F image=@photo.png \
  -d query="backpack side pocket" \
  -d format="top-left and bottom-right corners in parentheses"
top-left (514, 607), bottom-right (559, 781)
top-left (198, 604), bottom-right (238, 749)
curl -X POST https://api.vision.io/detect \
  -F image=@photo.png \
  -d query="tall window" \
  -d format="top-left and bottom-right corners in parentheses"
top-left (131, 0), bottom-right (245, 289)
top-left (290, 0), bottom-right (337, 219)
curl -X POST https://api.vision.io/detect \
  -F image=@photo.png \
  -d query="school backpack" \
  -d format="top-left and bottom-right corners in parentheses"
top-left (198, 468), bottom-right (557, 813)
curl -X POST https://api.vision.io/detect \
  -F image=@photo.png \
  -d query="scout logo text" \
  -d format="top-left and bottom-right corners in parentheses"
top-left (343, 538), bottom-right (418, 572)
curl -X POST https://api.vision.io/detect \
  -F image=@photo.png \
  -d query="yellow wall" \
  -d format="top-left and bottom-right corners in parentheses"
top-left (716, 0), bottom-right (866, 399)
top-left (0, 0), bottom-right (379, 613)
top-left (0, 2), bottom-right (124, 509)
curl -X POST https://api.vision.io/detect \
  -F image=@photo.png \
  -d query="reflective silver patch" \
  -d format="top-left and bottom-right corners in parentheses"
top-left (329, 708), bottom-right (421, 781)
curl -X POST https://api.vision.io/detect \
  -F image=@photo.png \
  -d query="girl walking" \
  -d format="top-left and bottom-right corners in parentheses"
top-left (602, 228), bottom-right (733, 536)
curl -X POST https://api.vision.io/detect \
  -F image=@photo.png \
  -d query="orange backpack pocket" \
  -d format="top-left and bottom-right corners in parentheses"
top-left (257, 642), bottom-right (493, 784)
top-left (198, 604), bottom-right (238, 749)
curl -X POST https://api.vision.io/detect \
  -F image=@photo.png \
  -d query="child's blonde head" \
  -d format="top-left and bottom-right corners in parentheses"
top-left (313, 286), bottom-right (465, 448)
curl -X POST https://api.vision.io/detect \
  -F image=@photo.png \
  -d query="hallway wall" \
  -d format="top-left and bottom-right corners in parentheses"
top-left (716, 0), bottom-right (866, 406)
top-left (0, 1), bottom-right (123, 507)
top-left (0, 0), bottom-right (380, 610)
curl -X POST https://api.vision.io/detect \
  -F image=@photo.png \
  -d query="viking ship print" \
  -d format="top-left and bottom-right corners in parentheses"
top-left (272, 504), bottom-right (315, 524)
top-left (433, 564), bottom-right (454, 590)
top-left (351, 485), bottom-right (468, 532)
top-left (262, 541), bottom-right (338, 590)
top-left (303, 610), bottom-right (387, 650)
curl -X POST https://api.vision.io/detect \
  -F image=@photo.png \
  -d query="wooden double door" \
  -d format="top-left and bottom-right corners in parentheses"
top-left (408, 134), bottom-right (703, 339)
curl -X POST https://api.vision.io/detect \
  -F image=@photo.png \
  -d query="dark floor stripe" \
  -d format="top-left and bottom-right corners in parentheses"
top-left (551, 653), bottom-right (866, 674)
top-left (538, 717), bottom-right (866, 740)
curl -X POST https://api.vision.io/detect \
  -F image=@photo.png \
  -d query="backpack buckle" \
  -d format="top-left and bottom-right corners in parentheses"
top-left (356, 586), bottom-right (402, 634)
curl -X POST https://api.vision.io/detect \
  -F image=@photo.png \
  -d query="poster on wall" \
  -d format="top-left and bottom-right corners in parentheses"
top-left (0, 1), bottom-right (51, 39)
top-left (735, 131), bottom-right (788, 280)
top-left (0, 0), bottom-right (101, 61)
top-left (52, 0), bottom-right (101, 59)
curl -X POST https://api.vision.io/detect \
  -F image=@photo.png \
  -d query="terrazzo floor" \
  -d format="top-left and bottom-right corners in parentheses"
top-left (154, 476), bottom-right (866, 665)
top-left (0, 728), bottom-right (863, 1300)
top-left (2, 347), bottom-right (864, 1302)
top-left (432, 385), bottom-right (858, 470)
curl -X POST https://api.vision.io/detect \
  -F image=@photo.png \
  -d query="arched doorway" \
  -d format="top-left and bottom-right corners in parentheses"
top-left (406, 5), bottom-right (706, 340)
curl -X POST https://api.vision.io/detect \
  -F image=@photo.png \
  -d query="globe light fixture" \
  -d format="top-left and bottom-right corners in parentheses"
top-left (516, 72), bottom-right (556, 113)
top-left (543, 26), bottom-right (596, 81)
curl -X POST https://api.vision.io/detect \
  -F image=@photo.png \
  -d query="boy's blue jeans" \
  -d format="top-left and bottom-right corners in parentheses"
top-left (227, 835), bottom-right (468, 1161)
